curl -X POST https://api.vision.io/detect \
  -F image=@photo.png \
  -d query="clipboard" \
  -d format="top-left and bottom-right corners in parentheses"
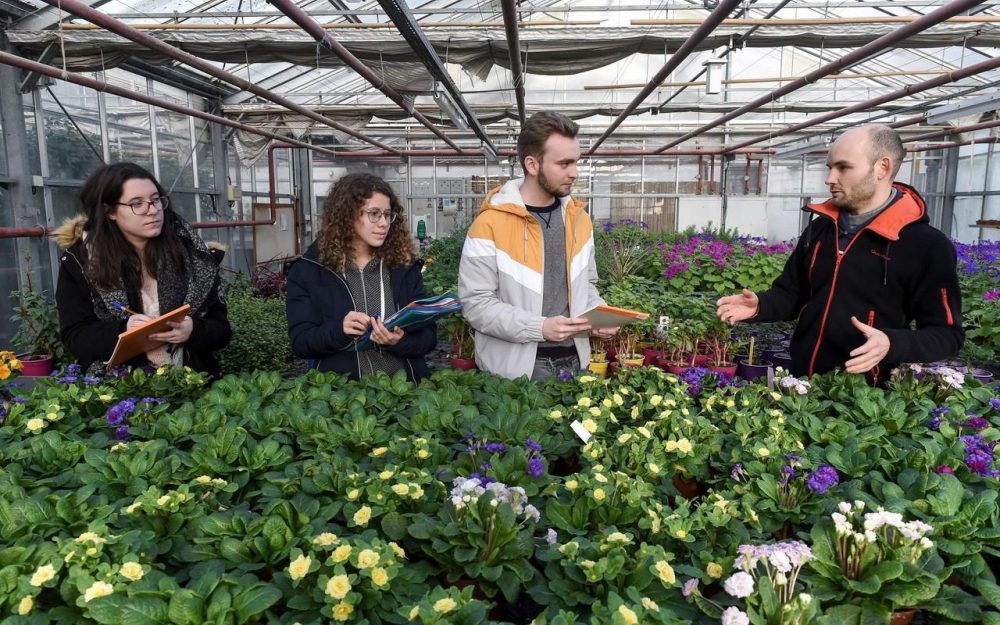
top-left (107, 304), bottom-right (191, 367)
top-left (580, 304), bottom-right (649, 329)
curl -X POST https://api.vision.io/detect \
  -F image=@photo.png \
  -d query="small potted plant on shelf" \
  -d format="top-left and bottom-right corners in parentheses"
top-left (9, 277), bottom-right (65, 377)
top-left (736, 336), bottom-right (773, 382)
top-left (613, 327), bottom-right (645, 370)
top-left (441, 316), bottom-right (476, 370)
top-left (705, 322), bottom-right (737, 378)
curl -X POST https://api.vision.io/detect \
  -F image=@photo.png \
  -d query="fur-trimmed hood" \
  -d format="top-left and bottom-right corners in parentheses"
top-left (51, 215), bottom-right (87, 250)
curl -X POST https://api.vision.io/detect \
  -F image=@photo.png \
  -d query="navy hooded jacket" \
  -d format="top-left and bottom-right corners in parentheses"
top-left (755, 183), bottom-right (964, 385)
top-left (285, 243), bottom-right (436, 382)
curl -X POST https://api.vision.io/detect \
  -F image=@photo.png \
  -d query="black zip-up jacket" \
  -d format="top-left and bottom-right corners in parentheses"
top-left (285, 243), bottom-right (436, 382)
top-left (755, 183), bottom-right (964, 385)
top-left (57, 241), bottom-right (231, 377)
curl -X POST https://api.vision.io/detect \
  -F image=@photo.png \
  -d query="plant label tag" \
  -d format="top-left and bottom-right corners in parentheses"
top-left (570, 420), bottom-right (592, 443)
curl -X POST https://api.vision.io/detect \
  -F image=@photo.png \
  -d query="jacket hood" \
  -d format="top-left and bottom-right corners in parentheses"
top-left (804, 182), bottom-right (927, 241)
top-left (481, 178), bottom-right (587, 218)
top-left (52, 215), bottom-right (88, 250)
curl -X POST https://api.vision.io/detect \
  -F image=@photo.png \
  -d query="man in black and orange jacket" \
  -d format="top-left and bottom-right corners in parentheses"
top-left (716, 124), bottom-right (963, 385)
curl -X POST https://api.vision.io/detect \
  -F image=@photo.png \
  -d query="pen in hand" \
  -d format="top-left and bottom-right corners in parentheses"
top-left (113, 301), bottom-right (142, 316)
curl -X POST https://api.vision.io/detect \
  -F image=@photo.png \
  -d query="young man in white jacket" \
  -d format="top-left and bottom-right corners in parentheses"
top-left (458, 112), bottom-right (615, 380)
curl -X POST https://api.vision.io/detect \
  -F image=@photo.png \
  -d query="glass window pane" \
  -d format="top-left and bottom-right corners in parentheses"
top-left (41, 84), bottom-right (104, 181)
top-left (50, 186), bottom-right (84, 225)
top-left (22, 93), bottom-right (42, 177)
top-left (0, 189), bottom-right (18, 346)
top-left (105, 70), bottom-right (153, 171)
top-left (193, 117), bottom-right (214, 189)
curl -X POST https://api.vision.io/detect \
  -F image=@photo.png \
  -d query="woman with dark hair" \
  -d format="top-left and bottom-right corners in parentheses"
top-left (53, 162), bottom-right (231, 376)
top-left (286, 173), bottom-right (436, 382)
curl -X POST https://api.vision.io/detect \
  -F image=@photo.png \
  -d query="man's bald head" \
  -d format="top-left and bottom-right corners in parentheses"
top-left (837, 124), bottom-right (906, 178)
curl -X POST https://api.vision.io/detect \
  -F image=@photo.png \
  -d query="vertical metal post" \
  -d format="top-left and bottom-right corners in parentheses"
top-left (941, 147), bottom-right (959, 238)
top-left (96, 71), bottom-right (111, 163)
top-left (148, 78), bottom-right (160, 179)
top-left (640, 146), bottom-right (646, 224)
top-left (432, 148), bottom-right (438, 239)
top-left (188, 93), bottom-right (202, 222)
top-left (32, 89), bottom-right (58, 281)
top-left (979, 141), bottom-right (995, 241)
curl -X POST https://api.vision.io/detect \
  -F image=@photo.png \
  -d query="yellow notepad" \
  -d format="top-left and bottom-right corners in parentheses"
top-left (107, 304), bottom-right (191, 367)
top-left (580, 304), bottom-right (650, 328)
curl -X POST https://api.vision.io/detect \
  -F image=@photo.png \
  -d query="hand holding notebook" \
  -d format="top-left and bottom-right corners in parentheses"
top-left (107, 304), bottom-right (191, 366)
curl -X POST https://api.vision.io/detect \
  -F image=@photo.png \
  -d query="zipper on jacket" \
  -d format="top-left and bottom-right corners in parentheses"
top-left (300, 257), bottom-right (364, 375)
top-left (867, 309), bottom-right (880, 383)
top-left (940, 288), bottom-right (954, 325)
top-left (807, 222), bottom-right (864, 376)
top-left (807, 241), bottom-right (822, 294)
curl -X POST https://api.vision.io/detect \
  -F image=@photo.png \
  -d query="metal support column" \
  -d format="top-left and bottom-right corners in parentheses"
top-left (941, 147), bottom-right (959, 238)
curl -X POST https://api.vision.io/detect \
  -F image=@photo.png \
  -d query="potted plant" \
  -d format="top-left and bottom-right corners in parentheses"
top-left (441, 316), bottom-right (476, 370)
top-left (587, 336), bottom-right (609, 378)
top-left (705, 322), bottom-right (737, 378)
top-left (9, 277), bottom-right (65, 376)
top-left (613, 327), bottom-right (645, 369)
top-left (736, 336), bottom-right (773, 382)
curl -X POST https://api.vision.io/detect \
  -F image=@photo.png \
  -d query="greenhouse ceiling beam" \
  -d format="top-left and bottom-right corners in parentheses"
top-left (269, 0), bottom-right (472, 155)
top-left (372, 0), bottom-right (499, 154)
top-left (723, 54), bottom-right (1000, 153)
top-left (903, 118), bottom-right (1000, 144)
top-left (11, 0), bottom-right (110, 30)
top-left (58, 19), bottom-right (605, 30)
top-left (653, 0), bottom-right (988, 154)
top-left (587, 0), bottom-right (744, 154)
top-left (632, 15), bottom-right (1000, 25)
top-left (34, 0), bottom-right (400, 154)
top-left (500, 0), bottom-right (526, 126)
top-left (89, 1), bottom-right (1000, 19)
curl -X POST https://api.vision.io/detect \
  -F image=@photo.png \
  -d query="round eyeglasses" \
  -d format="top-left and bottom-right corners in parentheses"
top-left (117, 196), bottom-right (169, 216)
top-left (363, 209), bottom-right (397, 224)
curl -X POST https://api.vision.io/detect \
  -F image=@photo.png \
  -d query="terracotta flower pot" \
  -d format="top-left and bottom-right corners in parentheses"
top-left (18, 354), bottom-right (54, 377)
top-left (450, 357), bottom-right (477, 371)
top-left (642, 348), bottom-right (665, 366)
top-left (618, 355), bottom-right (644, 368)
top-left (890, 609), bottom-right (918, 625)
top-left (708, 363), bottom-right (737, 378)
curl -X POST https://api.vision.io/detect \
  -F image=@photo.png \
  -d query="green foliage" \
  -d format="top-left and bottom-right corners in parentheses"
top-left (421, 221), bottom-right (471, 296)
top-left (217, 277), bottom-right (291, 374)
top-left (9, 282), bottom-right (67, 364)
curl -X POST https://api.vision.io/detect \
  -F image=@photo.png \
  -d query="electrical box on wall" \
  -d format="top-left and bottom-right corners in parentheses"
top-left (227, 184), bottom-right (242, 202)
top-left (412, 214), bottom-right (429, 241)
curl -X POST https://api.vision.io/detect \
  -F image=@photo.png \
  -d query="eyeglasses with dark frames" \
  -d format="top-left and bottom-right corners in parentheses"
top-left (362, 209), bottom-right (397, 224)
top-left (117, 196), bottom-right (169, 216)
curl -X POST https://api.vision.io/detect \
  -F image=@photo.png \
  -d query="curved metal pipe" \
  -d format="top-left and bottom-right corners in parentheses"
top-left (654, 0), bottom-right (988, 153)
top-left (35, 0), bottom-right (400, 154)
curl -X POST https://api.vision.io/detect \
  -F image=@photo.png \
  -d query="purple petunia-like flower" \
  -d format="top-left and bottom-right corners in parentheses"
top-left (990, 398), bottom-right (1000, 412)
top-left (730, 463), bottom-right (744, 480)
top-left (525, 438), bottom-right (542, 453)
top-left (57, 375), bottom-right (79, 384)
top-left (806, 465), bottom-right (839, 494)
top-left (682, 578), bottom-right (699, 598)
top-left (936, 466), bottom-right (955, 475)
top-left (961, 417), bottom-right (991, 431)
top-left (115, 425), bottom-right (130, 440)
top-left (527, 457), bottom-right (545, 478)
top-left (83, 376), bottom-right (101, 386)
top-left (483, 442), bottom-right (507, 454)
top-left (556, 369), bottom-right (574, 382)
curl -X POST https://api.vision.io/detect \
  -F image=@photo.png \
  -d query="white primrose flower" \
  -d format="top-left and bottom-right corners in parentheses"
top-left (721, 606), bottom-right (750, 625)
top-left (723, 572), bottom-right (755, 599)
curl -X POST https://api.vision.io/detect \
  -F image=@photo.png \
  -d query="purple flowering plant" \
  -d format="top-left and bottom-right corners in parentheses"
top-left (454, 434), bottom-right (549, 495)
top-left (105, 396), bottom-right (166, 440)
top-left (729, 453), bottom-right (840, 534)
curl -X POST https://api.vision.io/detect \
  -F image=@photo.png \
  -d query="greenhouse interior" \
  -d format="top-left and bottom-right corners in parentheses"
top-left (2, 0), bottom-right (1000, 622)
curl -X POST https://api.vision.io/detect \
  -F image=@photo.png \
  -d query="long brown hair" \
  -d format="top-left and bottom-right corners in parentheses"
top-left (78, 162), bottom-right (186, 289)
top-left (316, 173), bottom-right (414, 273)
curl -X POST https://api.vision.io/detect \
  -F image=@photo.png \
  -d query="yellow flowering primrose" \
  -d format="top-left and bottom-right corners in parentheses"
top-left (758, 448), bottom-right (771, 458)
top-left (378, 470), bottom-right (394, 480)
top-left (356, 549), bottom-right (380, 569)
top-left (124, 502), bottom-right (141, 515)
top-left (565, 479), bottom-right (578, 490)
top-left (649, 394), bottom-right (663, 407)
top-left (592, 488), bottom-right (606, 502)
top-left (347, 488), bottom-right (361, 501)
top-left (618, 605), bottom-right (638, 625)
top-left (409, 485), bottom-right (425, 499)
top-left (331, 601), bottom-right (354, 621)
top-left (83, 581), bottom-right (114, 603)
top-left (593, 473), bottom-right (608, 484)
top-left (18, 595), bottom-right (33, 616)
top-left (641, 597), bottom-right (659, 611)
top-left (287, 554), bottom-right (311, 581)
top-left (371, 567), bottom-right (389, 586)
top-left (391, 484), bottom-right (409, 496)
top-left (613, 393), bottom-right (624, 407)
top-left (648, 463), bottom-right (661, 475)
top-left (664, 440), bottom-right (678, 452)
top-left (577, 397), bottom-right (592, 407)
top-left (602, 398), bottom-right (613, 409)
top-left (325, 574), bottom-right (351, 599)
top-left (707, 562), bottom-right (724, 578)
top-left (371, 447), bottom-right (388, 457)
top-left (416, 449), bottom-right (430, 459)
top-left (579, 375), bottom-right (596, 383)
top-left (353, 505), bottom-right (373, 526)
top-left (617, 433), bottom-right (632, 444)
top-left (45, 411), bottom-right (59, 421)
top-left (409, 605), bottom-right (420, 620)
top-left (75, 532), bottom-right (106, 545)
top-left (637, 426), bottom-right (652, 439)
top-left (156, 495), bottom-right (171, 506)
top-left (606, 532), bottom-right (631, 544)
top-left (581, 419), bottom-right (598, 434)
top-left (313, 533), bottom-right (339, 547)
top-left (654, 560), bottom-right (676, 584)
top-left (30, 564), bottom-right (56, 587)
top-left (26, 418), bottom-right (45, 433)
top-left (549, 409), bottom-right (563, 420)
top-left (770, 391), bottom-right (782, 401)
top-left (120, 562), bottom-right (144, 582)
top-left (589, 406), bottom-right (602, 417)
top-left (109, 442), bottom-right (128, 452)
top-left (676, 438), bottom-right (693, 454)
top-left (433, 597), bottom-right (457, 614)
top-left (675, 529), bottom-right (687, 539)
top-left (194, 475), bottom-right (212, 485)
top-left (389, 542), bottom-right (406, 560)
top-left (332, 545), bottom-right (353, 563)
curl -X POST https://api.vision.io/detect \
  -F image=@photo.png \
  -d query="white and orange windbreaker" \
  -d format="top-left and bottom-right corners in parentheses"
top-left (458, 178), bottom-right (605, 379)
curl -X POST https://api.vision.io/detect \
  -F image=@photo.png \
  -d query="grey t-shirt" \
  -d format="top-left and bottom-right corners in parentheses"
top-left (838, 188), bottom-right (900, 251)
top-left (344, 258), bottom-right (406, 377)
top-left (526, 199), bottom-right (573, 348)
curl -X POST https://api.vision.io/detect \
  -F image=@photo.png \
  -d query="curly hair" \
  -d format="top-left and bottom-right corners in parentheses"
top-left (316, 173), bottom-right (414, 273)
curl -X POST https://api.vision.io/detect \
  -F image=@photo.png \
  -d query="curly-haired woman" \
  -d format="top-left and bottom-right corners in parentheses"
top-left (53, 162), bottom-right (231, 376)
top-left (286, 173), bottom-right (436, 381)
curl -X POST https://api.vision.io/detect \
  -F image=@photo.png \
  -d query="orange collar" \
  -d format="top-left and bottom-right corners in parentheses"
top-left (805, 183), bottom-right (926, 241)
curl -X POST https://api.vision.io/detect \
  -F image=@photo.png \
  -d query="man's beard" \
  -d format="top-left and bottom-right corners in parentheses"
top-left (538, 167), bottom-right (571, 198)
top-left (832, 168), bottom-right (876, 214)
